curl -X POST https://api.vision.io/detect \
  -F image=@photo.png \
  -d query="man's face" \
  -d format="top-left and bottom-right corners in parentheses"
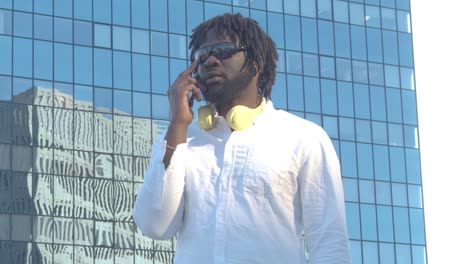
top-left (195, 29), bottom-right (257, 105)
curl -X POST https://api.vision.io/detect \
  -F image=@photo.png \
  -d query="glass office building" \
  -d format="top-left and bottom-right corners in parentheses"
top-left (0, 0), bottom-right (425, 263)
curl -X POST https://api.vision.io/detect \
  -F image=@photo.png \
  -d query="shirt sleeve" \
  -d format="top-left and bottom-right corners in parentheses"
top-left (133, 132), bottom-right (187, 240)
top-left (299, 129), bottom-right (351, 263)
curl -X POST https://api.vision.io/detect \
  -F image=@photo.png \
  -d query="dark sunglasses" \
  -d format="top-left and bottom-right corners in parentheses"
top-left (193, 42), bottom-right (247, 63)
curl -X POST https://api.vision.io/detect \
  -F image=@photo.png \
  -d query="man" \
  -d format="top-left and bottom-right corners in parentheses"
top-left (133, 13), bottom-right (351, 264)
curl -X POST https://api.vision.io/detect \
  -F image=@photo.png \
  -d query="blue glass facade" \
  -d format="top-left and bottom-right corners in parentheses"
top-left (0, 0), bottom-right (426, 263)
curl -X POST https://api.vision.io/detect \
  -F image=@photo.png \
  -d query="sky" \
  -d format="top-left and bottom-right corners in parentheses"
top-left (411, 0), bottom-right (468, 263)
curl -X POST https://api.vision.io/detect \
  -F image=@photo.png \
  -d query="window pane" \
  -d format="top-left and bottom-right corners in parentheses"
top-left (152, 94), bottom-right (169, 120)
top-left (94, 87), bottom-right (112, 112)
top-left (320, 56), bottom-right (335, 79)
top-left (338, 81), bottom-right (354, 117)
top-left (133, 29), bottom-right (149, 54)
top-left (74, 0), bottom-right (92, 20)
top-left (368, 63), bottom-right (384, 85)
top-left (13, 37), bottom-right (32, 77)
top-left (73, 46), bottom-right (92, 85)
top-left (132, 54), bottom-right (150, 92)
top-left (361, 205), bottom-right (378, 240)
top-left (94, 48), bottom-right (112, 87)
top-left (93, 0), bottom-right (111, 23)
top-left (302, 18), bottom-right (317, 53)
top-left (150, 0), bottom-right (167, 31)
top-left (365, 5), bottom-right (380, 28)
top-left (54, 43), bottom-right (72, 82)
top-left (380, 242), bottom-right (396, 264)
top-left (303, 76), bottom-right (320, 113)
top-left (367, 28), bottom-right (383, 62)
top-left (0, 36), bottom-right (12, 75)
top-left (352, 60), bottom-right (368, 84)
top-left (340, 141), bottom-right (357, 178)
top-left (321, 79), bottom-right (337, 115)
top-left (388, 123), bottom-right (404, 147)
top-left (339, 117), bottom-right (355, 141)
top-left (386, 88), bottom-right (402, 123)
top-left (151, 56), bottom-right (169, 94)
top-left (401, 67), bottom-right (415, 90)
top-left (0, 76), bottom-right (11, 100)
top-left (357, 143), bottom-right (373, 179)
top-left (54, 0), bottom-right (72, 18)
top-left (323, 116), bottom-right (338, 139)
top-left (169, 34), bottom-right (186, 59)
top-left (94, 24), bottom-right (111, 48)
top-left (392, 183), bottom-right (408, 206)
top-left (409, 209), bottom-right (425, 245)
top-left (285, 15), bottom-right (301, 51)
top-left (382, 8), bottom-right (397, 30)
top-left (151, 31), bottom-right (168, 56)
top-left (377, 205), bottom-right (394, 242)
top-left (399, 32), bottom-right (414, 67)
top-left (114, 89), bottom-right (131, 114)
top-left (385, 64), bottom-right (400, 88)
top-left (113, 51), bottom-right (131, 90)
top-left (168, 0), bottom-right (185, 34)
top-left (317, 0), bottom-right (332, 20)
top-left (302, 53), bottom-right (318, 77)
top-left (272, 73), bottom-right (287, 109)
top-left (359, 180), bottom-right (375, 204)
top-left (334, 0), bottom-right (348, 23)
top-left (376, 181), bottom-right (391, 205)
top-left (318, 20), bottom-right (334, 56)
top-left (351, 25), bottom-right (366, 60)
top-left (370, 86), bottom-right (386, 121)
top-left (133, 92), bottom-right (151, 118)
top-left (390, 146), bottom-right (406, 182)
top-left (354, 84), bottom-right (370, 119)
top-left (0, 10), bottom-right (12, 35)
top-left (406, 148), bottom-right (421, 184)
top-left (54, 17), bottom-right (72, 43)
top-left (34, 15), bottom-right (54, 41)
top-left (394, 207), bottom-right (411, 243)
top-left (343, 178), bottom-right (359, 202)
top-left (287, 74), bottom-right (304, 111)
top-left (345, 202), bottom-right (361, 239)
top-left (34, 40), bottom-right (52, 80)
top-left (300, 0), bottom-right (316, 17)
top-left (372, 121), bottom-right (388, 145)
top-left (74, 20), bottom-right (92, 46)
top-left (383, 30), bottom-right (399, 65)
top-left (13, 11), bottom-right (32, 37)
top-left (132, 0), bottom-right (149, 29)
top-left (335, 23), bottom-right (351, 58)
top-left (374, 145), bottom-right (390, 181)
top-left (286, 51), bottom-right (302, 75)
top-left (267, 12), bottom-right (285, 49)
top-left (113, 26), bottom-right (130, 51)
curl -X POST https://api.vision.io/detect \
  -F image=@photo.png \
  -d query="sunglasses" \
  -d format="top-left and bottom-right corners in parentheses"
top-left (193, 42), bottom-right (247, 63)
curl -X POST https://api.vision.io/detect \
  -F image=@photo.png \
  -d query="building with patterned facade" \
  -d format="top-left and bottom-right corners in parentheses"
top-left (0, 0), bottom-right (426, 263)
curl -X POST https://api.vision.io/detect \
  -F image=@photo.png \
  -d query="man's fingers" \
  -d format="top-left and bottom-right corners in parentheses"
top-left (182, 58), bottom-right (200, 76)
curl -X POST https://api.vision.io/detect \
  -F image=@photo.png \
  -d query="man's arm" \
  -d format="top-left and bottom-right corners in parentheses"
top-left (300, 129), bottom-right (351, 263)
top-left (133, 59), bottom-right (203, 240)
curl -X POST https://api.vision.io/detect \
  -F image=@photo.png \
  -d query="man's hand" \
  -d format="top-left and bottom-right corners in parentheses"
top-left (167, 59), bottom-right (205, 126)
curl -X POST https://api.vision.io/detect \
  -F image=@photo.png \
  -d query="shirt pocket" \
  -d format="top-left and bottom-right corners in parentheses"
top-left (242, 148), bottom-right (297, 197)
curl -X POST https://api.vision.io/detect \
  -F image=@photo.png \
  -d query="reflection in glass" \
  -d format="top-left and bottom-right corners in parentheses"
top-left (318, 20), bottom-right (334, 56)
top-left (339, 117), bottom-right (355, 141)
top-left (133, 54), bottom-right (151, 92)
top-left (133, 92), bottom-right (151, 118)
top-left (113, 51), bottom-right (131, 90)
top-left (340, 141), bottom-right (357, 178)
top-left (352, 60), bottom-right (368, 84)
top-left (94, 48), bottom-right (112, 87)
top-left (54, 43), bottom-right (73, 82)
top-left (376, 181), bottom-right (391, 205)
top-left (0, 76), bottom-right (12, 101)
top-left (365, 5), bottom-right (380, 28)
top-left (54, 17), bottom-right (72, 43)
top-left (381, 8), bottom-right (397, 30)
top-left (74, 0), bottom-right (92, 20)
top-left (285, 15), bottom-right (301, 51)
top-left (14, 11), bottom-right (32, 38)
top-left (74, 20), bottom-right (93, 46)
top-left (345, 202), bottom-right (361, 239)
top-left (94, 24), bottom-right (111, 48)
top-left (13, 37), bottom-right (32, 77)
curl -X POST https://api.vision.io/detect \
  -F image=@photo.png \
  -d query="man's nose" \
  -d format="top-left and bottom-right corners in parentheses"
top-left (202, 53), bottom-right (221, 67)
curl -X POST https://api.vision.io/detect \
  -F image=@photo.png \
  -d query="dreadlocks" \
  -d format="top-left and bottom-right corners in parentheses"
top-left (189, 13), bottom-right (278, 99)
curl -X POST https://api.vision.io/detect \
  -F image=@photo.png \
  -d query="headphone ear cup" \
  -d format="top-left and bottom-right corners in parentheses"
top-left (226, 98), bottom-right (265, 131)
top-left (198, 105), bottom-right (215, 130)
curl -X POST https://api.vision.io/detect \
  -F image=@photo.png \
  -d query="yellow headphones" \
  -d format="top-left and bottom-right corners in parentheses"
top-left (198, 98), bottom-right (265, 131)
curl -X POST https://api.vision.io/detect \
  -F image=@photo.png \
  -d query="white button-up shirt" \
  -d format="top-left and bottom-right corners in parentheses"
top-left (133, 101), bottom-right (351, 264)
